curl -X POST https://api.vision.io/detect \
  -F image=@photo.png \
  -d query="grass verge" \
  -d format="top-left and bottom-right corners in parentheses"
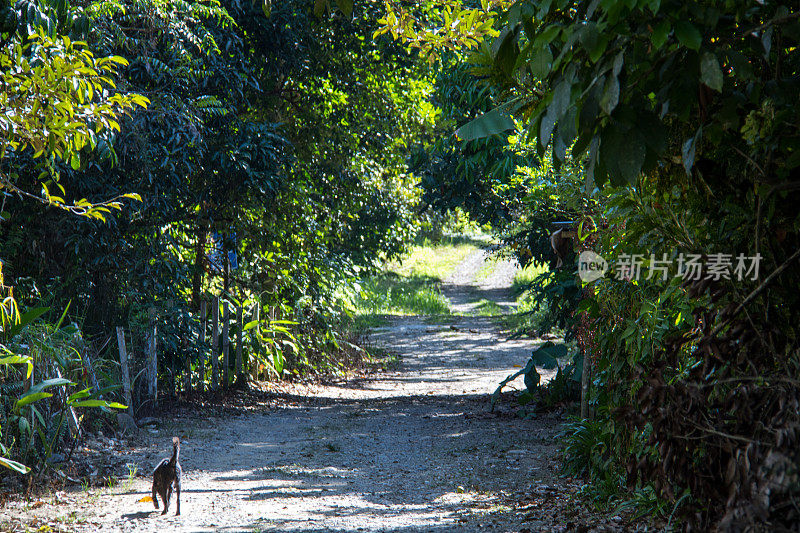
top-left (342, 235), bottom-right (483, 320)
top-left (502, 262), bottom-right (552, 333)
top-left (387, 236), bottom-right (484, 280)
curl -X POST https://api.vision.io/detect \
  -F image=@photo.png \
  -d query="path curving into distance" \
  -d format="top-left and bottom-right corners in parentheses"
top-left (5, 247), bottom-right (580, 533)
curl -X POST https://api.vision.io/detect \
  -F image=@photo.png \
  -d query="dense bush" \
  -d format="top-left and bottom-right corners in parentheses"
top-left (380, 0), bottom-right (800, 528)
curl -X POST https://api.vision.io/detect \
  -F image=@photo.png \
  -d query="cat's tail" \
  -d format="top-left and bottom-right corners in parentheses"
top-left (170, 436), bottom-right (180, 465)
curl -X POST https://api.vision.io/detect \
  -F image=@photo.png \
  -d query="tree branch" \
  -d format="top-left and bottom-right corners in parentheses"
top-left (709, 246), bottom-right (800, 338)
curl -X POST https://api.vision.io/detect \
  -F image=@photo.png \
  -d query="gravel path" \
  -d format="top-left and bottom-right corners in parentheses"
top-left (443, 249), bottom-right (519, 314)
top-left (3, 248), bottom-right (574, 533)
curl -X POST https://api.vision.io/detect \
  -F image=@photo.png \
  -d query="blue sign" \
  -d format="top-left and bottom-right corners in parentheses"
top-left (208, 232), bottom-right (238, 271)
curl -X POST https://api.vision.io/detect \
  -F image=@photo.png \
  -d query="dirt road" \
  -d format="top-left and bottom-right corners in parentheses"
top-left (3, 248), bottom-right (582, 532)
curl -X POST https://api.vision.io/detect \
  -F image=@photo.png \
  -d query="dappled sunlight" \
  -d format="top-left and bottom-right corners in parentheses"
top-left (3, 229), bottom-right (566, 533)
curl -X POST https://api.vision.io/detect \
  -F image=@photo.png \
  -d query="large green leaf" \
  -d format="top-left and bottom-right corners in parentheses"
top-left (579, 21), bottom-right (599, 55)
top-left (0, 456), bottom-right (30, 474)
top-left (0, 354), bottom-right (34, 379)
top-left (601, 125), bottom-right (646, 185)
top-left (700, 51), bottom-right (723, 91)
top-left (531, 342), bottom-right (568, 369)
top-left (7, 306), bottom-right (49, 338)
top-left (551, 80), bottom-right (572, 118)
top-left (24, 377), bottom-right (74, 396)
top-left (682, 127), bottom-right (702, 175)
top-left (675, 21), bottom-right (702, 50)
top-left (534, 24), bottom-right (561, 48)
top-left (334, 0), bottom-right (353, 17)
top-left (651, 20), bottom-right (670, 49)
top-left (493, 27), bottom-right (518, 76)
top-left (523, 365), bottom-right (540, 391)
top-left (600, 75), bottom-right (619, 115)
top-left (570, 353), bottom-right (584, 383)
top-left (71, 399), bottom-right (127, 409)
top-left (529, 46), bottom-right (552, 79)
top-left (455, 107), bottom-right (515, 141)
top-left (68, 387), bottom-right (92, 402)
top-left (539, 107), bottom-right (557, 148)
top-left (15, 392), bottom-right (53, 409)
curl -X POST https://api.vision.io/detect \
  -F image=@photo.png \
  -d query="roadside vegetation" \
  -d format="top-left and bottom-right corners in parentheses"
top-left (379, 1), bottom-right (800, 529)
top-left (340, 234), bottom-right (483, 323)
top-left (502, 263), bottom-right (551, 332)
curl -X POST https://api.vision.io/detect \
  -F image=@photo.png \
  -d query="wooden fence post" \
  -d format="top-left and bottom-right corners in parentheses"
top-left (222, 302), bottom-right (230, 388)
top-left (184, 344), bottom-right (192, 394)
top-left (250, 304), bottom-right (260, 381)
top-left (116, 326), bottom-right (133, 415)
top-left (146, 308), bottom-right (158, 404)
top-left (199, 300), bottom-right (207, 392)
top-left (235, 305), bottom-right (243, 382)
top-left (212, 296), bottom-right (220, 390)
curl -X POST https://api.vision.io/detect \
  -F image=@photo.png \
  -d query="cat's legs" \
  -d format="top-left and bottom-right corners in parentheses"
top-left (175, 479), bottom-right (180, 516)
top-left (161, 486), bottom-right (172, 515)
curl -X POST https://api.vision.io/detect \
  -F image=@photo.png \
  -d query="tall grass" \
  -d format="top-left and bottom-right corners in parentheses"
top-left (504, 262), bottom-right (552, 333)
top-left (472, 298), bottom-right (504, 316)
top-left (340, 236), bottom-right (483, 322)
top-left (352, 274), bottom-right (450, 316)
top-left (510, 262), bottom-right (549, 295)
top-left (388, 236), bottom-right (483, 280)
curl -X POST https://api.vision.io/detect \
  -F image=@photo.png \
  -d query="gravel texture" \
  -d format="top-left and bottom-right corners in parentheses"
top-left (2, 248), bottom-right (594, 533)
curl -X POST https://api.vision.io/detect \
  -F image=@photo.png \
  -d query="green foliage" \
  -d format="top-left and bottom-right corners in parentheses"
top-left (410, 57), bottom-right (537, 226)
top-left (1, 0), bottom-right (440, 400)
top-left (455, 107), bottom-right (515, 141)
top-left (471, 298), bottom-right (502, 317)
top-left (348, 273), bottom-right (451, 317)
top-left (1, 306), bottom-right (126, 476)
top-left (375, 0), bottom-right (513, 60)
top-left (491, 341), bottom-right (580, 410)
top-left (244, 316), bottom-right (298, 380)
top-left (561, 418), bottom-right (614, 479)
top-left (0, 14), bottom-right (453, 495)
top-left (0, 28), bottom-right (146, 218)
top-left (383, 1), bottom-right (800, 528)
top-left (560, 417), bottom-right (630, 509)
top-left (495, 155), bottom-right (595, 340)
